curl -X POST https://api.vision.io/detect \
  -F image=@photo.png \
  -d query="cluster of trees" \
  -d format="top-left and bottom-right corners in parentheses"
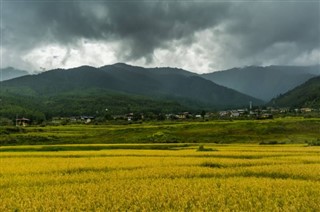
top-left (0, 91), bottom-right (192, 124)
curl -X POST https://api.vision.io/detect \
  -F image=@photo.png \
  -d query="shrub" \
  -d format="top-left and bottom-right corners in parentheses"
top-left (307, 139), bottom-right (320, 146)
top-left (259, 141), bottom-right (286, 145)
top-left (0, 118), bottom-right (13, 126)
top-left (147, 131), bottom-right (179, 143)
top-left (197, 145), bottom-right (217, 152)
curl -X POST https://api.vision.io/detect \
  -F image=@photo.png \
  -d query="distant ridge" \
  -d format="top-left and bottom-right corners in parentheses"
top-left (202, 65), bottom-right (320, 101)
top-left (0, 67), bottom-right (29, 81)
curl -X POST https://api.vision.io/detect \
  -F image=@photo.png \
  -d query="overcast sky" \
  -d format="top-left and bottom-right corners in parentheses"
top-left (0, 0), bottom-right (319, 73)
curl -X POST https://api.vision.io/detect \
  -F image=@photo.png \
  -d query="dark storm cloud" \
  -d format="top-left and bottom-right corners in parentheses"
top-left (1, 0), bottom-right (319, 70)
top-left (224, 2), bottom-right (320, 59)
top-left (2, 0), bottom-right (231, 62)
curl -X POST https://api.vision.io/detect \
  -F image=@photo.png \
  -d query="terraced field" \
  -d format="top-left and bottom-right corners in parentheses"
top-left (1, 144), bottom-right (319, 211)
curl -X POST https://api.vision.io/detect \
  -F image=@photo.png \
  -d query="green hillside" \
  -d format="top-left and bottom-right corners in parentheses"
top-left (0, 89), bottom-right (189, 122)
top-left (271, 76), bottom-right (320, 108)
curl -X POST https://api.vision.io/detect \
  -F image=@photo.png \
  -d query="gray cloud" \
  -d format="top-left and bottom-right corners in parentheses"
top-left (225, 2), bottom-right (319, 58)
top-left (1, 0), bottom-right (319, 72)
top-left (2, 1), bottom-right (229, 57)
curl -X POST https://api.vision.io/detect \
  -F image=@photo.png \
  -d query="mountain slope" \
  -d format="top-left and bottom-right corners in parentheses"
top-left (202, 65), bottom-right (320, 101)
top-left (0, 67), bottom-right (29, 81)
top-left (271, 76), bottom-right (320, 108)
top-left (0, 89), bottom-right (188, 121)
top-left (2, 63), bottom-right (263, 109)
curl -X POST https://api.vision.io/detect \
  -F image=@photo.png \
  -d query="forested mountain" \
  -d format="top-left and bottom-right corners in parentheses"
top-left (0, 63), bottom-right (263, 121)
top-left (202, 65), bottom-right (320, 101)
top-left (271, 76), bottom-right (320, 108)
top-left (2, 63), bottom-right (263, 105)
top-left (0, 67), bottom-right (29, 81)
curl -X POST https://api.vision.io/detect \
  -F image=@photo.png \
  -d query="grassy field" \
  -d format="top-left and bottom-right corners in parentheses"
top-left (1, 144), bottom-right (320, 211)
top-left (0, 117), bottom-right (319, 145)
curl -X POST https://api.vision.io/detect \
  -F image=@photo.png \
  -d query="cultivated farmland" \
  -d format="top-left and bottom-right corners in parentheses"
top-left (1, 144), bottom-right (320, 211)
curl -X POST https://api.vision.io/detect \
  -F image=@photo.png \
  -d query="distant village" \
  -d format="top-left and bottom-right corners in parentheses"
top-left (14, 106), bottom-right (319, 126)
top-left (217, 107), bottom-right (316, 119)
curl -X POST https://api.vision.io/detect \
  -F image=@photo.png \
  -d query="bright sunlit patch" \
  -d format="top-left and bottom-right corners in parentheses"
top-left (22, 41), bottom-right (119, 71)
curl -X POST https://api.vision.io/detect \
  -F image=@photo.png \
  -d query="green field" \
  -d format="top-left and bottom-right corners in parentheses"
top-left (1, 117), bottom-right (319, 146)
top-left (1, 144), bottom-right (320, 211)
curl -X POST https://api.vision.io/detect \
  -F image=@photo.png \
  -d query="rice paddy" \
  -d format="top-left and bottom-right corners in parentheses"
top-left (1, 144), bottom-right (320, 211)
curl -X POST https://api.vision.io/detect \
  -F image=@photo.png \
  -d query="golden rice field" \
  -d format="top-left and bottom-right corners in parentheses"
top-left (1, 144), bottom-right (320, 211)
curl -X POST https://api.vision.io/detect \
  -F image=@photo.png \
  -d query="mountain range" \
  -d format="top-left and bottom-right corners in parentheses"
top-left (0, 63), bottom-right (262, 120)
top-left (202, 65), bottom-right (320, 101)
top-left (2, 63), bottom-right (262, 107)
top-left (0, 63), bottom-right (319, 121)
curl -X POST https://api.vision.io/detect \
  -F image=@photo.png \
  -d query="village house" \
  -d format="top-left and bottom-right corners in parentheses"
top-left (126, 113), bottom-right (134, 121)
top-left (257, 113), bottom-right (273, 119)
top-left (219, 111), bottom-right (228, 117)
top-left (80, 116), bottom-right (95, 123)
top-left (300, 108), bottom-right (312, 113)
top-left (16, 118), bottom-right (30, 127)
top-left (230, 110), bottom-right (240, 118)
top-left (177, 112), bottom-right (190, 119)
